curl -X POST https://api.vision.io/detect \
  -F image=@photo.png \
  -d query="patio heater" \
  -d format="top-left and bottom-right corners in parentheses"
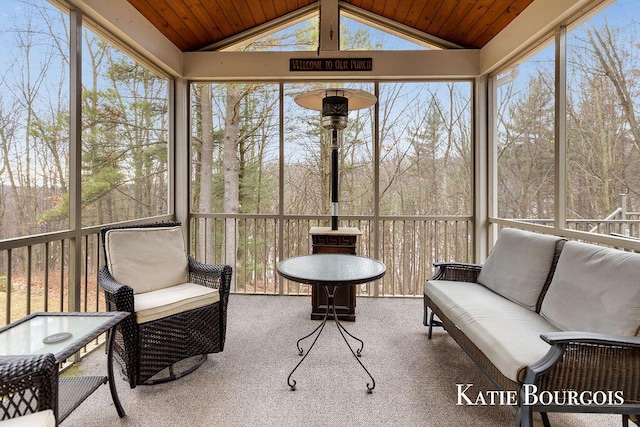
top-left (295, 88), bottom-right (377, 230)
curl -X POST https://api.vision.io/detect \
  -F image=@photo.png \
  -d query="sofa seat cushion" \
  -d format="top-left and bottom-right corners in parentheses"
top-left (0, 410), bottom-right (56, 427)
top-left (477, 228), bottom-right (564, 311)
top-left (134, 282), bottom-right (220, 324)
top-left (425, 280), bottom-right (560, 383)
top-left (541, 241), bottom-right (640, 336)
top-left (105, 226), bottom-right (189, 294)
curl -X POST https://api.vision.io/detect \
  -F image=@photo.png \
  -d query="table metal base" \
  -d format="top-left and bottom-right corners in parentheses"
top-left (287, 285), bottom-right (375, 393)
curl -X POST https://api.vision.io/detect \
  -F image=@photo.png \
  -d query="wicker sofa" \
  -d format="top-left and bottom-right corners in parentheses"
top-left (423, 228), bottom-right (640, 426)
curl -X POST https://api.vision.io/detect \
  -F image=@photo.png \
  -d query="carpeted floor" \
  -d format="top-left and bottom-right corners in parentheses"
top-left (63, 295), bottom-right (621, 426)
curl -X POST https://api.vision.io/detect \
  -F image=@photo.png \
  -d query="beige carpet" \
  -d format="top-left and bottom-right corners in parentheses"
top-left (63, 295), bottom-right (621, 426)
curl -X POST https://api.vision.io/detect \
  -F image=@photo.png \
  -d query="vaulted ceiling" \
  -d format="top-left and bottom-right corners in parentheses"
top-left (126, 0), bottom-right (536, 52)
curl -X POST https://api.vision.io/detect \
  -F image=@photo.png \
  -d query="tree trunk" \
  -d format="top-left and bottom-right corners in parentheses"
top-left (198, 84), bottom-right (214, 262)
top-left (224, 85), bottom-right (241, 289)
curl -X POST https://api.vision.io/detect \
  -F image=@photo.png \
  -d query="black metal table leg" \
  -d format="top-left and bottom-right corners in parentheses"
top-left (327, 286), bottom-right (375, 393)
top-left (287, 296), bottom-right (330, 390)
top-left (295, 320), bottom-right (325, 355)
top-left (335, 320), bottom-right (365, 356)
top-left (287, 285), bottom-right (375, 393)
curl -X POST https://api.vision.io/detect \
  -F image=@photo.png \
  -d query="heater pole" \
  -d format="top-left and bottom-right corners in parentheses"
top-left (331, 129), bottom-right (339, 230)
top-left (295, 89), bottom-right (376, 232)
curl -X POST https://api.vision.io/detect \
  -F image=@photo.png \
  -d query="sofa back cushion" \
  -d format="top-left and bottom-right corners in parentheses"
top-left (540, 241), bottom-right (640, 336)
top-left (105, 225), bottom-right (189, 294)
top-left (477, 228), bottom-right (564, 311)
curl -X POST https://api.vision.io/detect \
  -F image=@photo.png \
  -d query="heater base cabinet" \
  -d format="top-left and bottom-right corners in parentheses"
top-left (309, 227), bottom-right (361, 322)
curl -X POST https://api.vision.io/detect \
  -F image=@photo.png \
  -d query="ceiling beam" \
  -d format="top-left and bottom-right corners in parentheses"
top-left (480, 0), bottom-right (606, 74)
top-left (183, 49), bottom-right (479, 80)
top-left (65, 0), bottom-right (183, 76)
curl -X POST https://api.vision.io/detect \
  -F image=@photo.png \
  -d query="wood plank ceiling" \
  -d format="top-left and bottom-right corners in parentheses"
top-left (126, 0), bottom-right (535, 52)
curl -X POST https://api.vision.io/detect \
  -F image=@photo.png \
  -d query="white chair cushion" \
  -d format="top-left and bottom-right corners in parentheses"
top-left (477, 228), bottom-right (564, 311)
top-left (541, 241), bottom-right (640, 336)
top-left (134, 282), bottom-right (220, 324)
top-left (105, 226), bottom-right (189, 294)
top-left (425, 280), bottom-right (560, 382)
top-left (0, 410), bottom-right (56, 427)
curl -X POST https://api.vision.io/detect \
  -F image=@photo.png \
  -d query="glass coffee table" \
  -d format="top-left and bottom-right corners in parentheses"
top-left (0, 311), bottom-right (129, 423)
top-left (277, 253), bottom-right (386, 393)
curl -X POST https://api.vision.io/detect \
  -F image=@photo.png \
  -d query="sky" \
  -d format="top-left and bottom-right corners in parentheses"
top-left (1, 0), bottom-right (637, 155)
top-left (2, 0), bottom-right (637, 78)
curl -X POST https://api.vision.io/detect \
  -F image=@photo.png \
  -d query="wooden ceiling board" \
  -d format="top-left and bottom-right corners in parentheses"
top-left (128, 0), bottom-right (197, 50)
top-left (470, 0), bottom-right (533, 47)
top-left (400, 0), bottom-right (434, 28)
top-left (215, 0), bottom-right (248, 34)
top-left (369, 0), bottom-right (386, 15)
top-left (347, 0), bottom-right (369, 11)
top-left (168, 0), bottom-right (219, 42)
top-left (423, 0), bottom-right (456, 35)
top-left (438, 1), bottom-right (479, 44)
top-left (196, 0), bottom-right (235, 36)
top-left (382, 0), bottom-right (401, 20)
top-left (230, 0), bottom-right (259, 28)
top-left (129, 1), bottom-right (188, 50)
top-left (184, 0), bottom-right (226, 40)
top-left (389, 0), bottom-right (415, 25)
top-left (245, 0), bottom-right (267, 24)
top-left (298, 0), bottom-right (316, 13)
top-left (259, 0), bottom-right (278, 19)
top-left (126, 0), bottom-right (537, 51)
top-left (273, 0), bottom-right (293, 16)
top-left (458, 0), bottom-right (501, 44)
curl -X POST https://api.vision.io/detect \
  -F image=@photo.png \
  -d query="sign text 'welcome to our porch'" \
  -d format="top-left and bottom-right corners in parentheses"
top-left (290, 58), bottom-right (373, 72)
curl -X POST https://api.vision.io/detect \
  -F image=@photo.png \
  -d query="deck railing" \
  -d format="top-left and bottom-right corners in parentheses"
top-left (189, 214), bottom-right (474, 297)
top-left (0, 217), bottom-right (175, 329)
top-left (519, 216), bottom-right (640, 239)
top-left (3, 213), bottom-right (640, 329)
top-left (0, 229), bottom-right (105, 357)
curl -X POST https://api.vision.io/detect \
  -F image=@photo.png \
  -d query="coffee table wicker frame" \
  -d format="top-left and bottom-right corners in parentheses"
top-left (0, 354), bottom-right (58, 423)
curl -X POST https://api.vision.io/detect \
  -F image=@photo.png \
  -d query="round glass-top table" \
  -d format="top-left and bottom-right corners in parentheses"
top-left (277, 253), bottom-right (386, 286)
top-left (277, 254), bottom-right (386, 393)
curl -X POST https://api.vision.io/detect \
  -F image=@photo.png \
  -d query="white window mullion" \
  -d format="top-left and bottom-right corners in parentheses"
top-left (555, 26), bottom-right (567, 232)
top-left (68, 8), bottom-right (82, 313)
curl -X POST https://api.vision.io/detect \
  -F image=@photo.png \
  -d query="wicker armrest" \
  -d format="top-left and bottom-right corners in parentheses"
top-left (0, 354), bottom-right (58, 419)
top-left (524, 332), bottom-right (640, 404)
top-left (430, 262), bottom-right (483, 282)
top-left (188, 256), bottom-right (232, 294)
top-left (188, 257), bottom-right (233, 353)
top-left (541, 331), bottom-right (640, 348)
top-left (97, 266), bottom-right (139, 388)
top-left (98, 266), bottom-right (135, 313)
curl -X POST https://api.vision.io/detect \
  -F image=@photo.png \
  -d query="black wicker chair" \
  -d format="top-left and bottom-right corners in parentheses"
top-left (0, 354), bottom-right (58, 426)
top-left (98, 222), bottom-right (232, 389)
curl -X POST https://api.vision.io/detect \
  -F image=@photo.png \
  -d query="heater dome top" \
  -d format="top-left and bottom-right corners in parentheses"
top-left (294, 88), bottom-right (377, 111)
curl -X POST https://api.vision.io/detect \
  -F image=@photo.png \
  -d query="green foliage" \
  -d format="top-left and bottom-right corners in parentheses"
top-left (38, 193), bottom-right (69, 223)
top-left (341, 23), bottom-right (382, 50)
